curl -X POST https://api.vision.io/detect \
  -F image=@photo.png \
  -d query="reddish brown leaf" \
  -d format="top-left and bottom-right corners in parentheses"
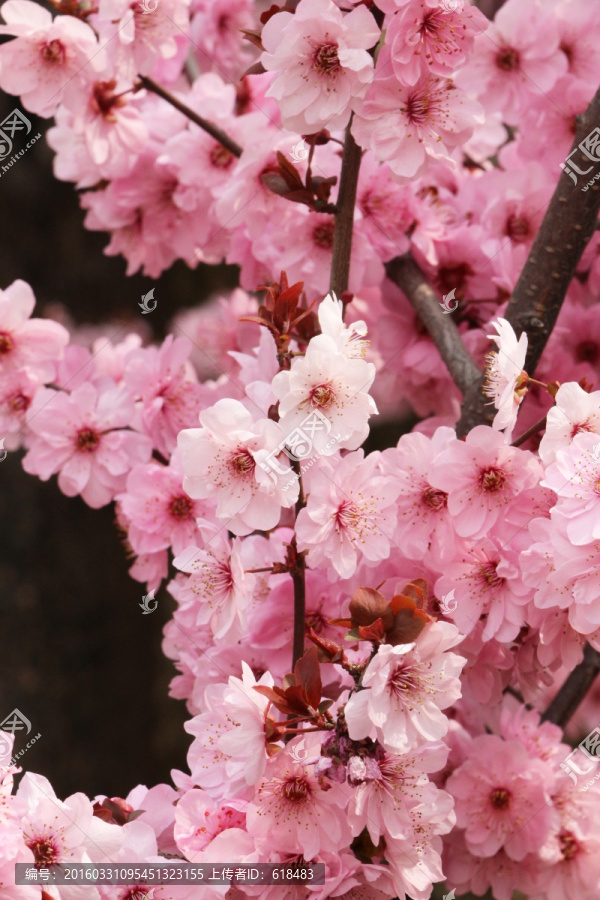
top-left (386, 606), bottom-right (430, 645)
top-left (240, 30), bottom-right (265, 52)
top-left (307, 627), bottom-right (343, 663)
top-left (349, 587), bottom-right (394, 629)
top-left (294, 645), bottom-right (322, 711)
top-left (358, 618), bottom-right (385, 642)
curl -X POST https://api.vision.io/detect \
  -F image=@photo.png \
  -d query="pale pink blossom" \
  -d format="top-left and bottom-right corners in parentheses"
top-left (352, 72), bottom-right (483, 181)
top-left (538, 382), bottom-right (600, 466)
top-left (382, 0), bottom-right (489, 86)
top-left (0, 279), bottom-right (68, 380)
top-left (172, 524), bottom-right (255, 643)
top-left (427, 425), bottom-right (541, 540)
top-left (123, 335), bottom-right (203, 459)
top-left (22, 381), bottom-right (152, 508)
top-left (541, 432), bottom-right (600, 545)
top-left (344, 621), bottom-right (466, 752)
top-left (261, 0), bottom-right (380, 133)
top-left (295, 450), bottom-right (399, 579)
top-left (174, 788), bottom-right (245, 858)
top-left (246, 734), bottom-right (351, 859)
top-left (271, 343), bottom-right (377, 457)
top-left (484, 317), bottom-right (528, 436)
top-left (178, 398), bottom-right (299, 536)
top-left (446, 734), bottom-right (558, 859)
top-left (0, 0), bottom-right (101, 116)
top-left (117, 453), bottom-right (203, 557)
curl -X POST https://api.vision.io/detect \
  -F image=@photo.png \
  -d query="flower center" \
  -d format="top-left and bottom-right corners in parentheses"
top-left (478, 561), bottom-right (504, 588)
top-left (496, 47), bottom-right (520, 71)
top-left (479, 466), bottom-right (507, 493)
top-left (490, 787), bottom-right (510, 809)
top-left (334, 500), bottom-right (361, 532)
top-left (26, 836), bottom-right (60, 866)
top-left (402, 89), bottom-right (431, 126)
top-left (168, 494), bottom-right (194, 520)
top-left (389, 664), bottom-right (419, 696)
top-left (312, 42), bottom-right (340, 77)
top-left (92, 80), bottom-right (126, 120)
top-left (75, 427), bottom-right (100, 453)
top-left (210, 144), bottom-right (235, 170)
top-left (575, 340), bottom-right (599, 365)
top-left (305, 609), bottom-right (327, 634)
top-left (309, 383), bottom-right (334, 409)
top-left (421, 487), bottom-right (447, 510)
top-left (283, 777), bottom-right (310, 802)
top-left (312, 221), bottom-right (335, 250)
top-left (559, 830), bottom-right (579, 860)
top-left (505, 213), bottom-right (531, 243)
top-left (41, 39), bottom-right (66, 64)
top-left (8, 392), bottom-right (30, 412)
top-left (229, 448), bottom-right (255, 477)
top-left (0, 331), bottom-right (15, 354)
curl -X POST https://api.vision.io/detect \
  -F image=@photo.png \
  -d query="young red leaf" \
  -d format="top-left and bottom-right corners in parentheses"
top-left (294, 645), bottom-right (322, 711)
top-left (349, 587), bottom-right (394, 629)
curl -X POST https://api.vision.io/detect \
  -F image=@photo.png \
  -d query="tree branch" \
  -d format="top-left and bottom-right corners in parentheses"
top-left (541, 643), bottom-right (600, 728)
top-left (385, 254), bottom-right (482, 396)
top-left (457, 84), bottom-right (600, 437)
top-left (137, 75), bottom-right (243, 159)
top-left (291, 459), bottom-right (307, 668)
top-left (329, 123), bottom-right (363, 298)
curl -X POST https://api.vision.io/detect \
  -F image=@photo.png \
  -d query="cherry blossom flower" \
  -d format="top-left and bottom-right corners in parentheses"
top-left (427, 425), bottom-right (541, 540)
top-left (352, 72), bottom-right (483, 181)
top-left (295, 450), bottom-right (399, 579)
top-left (22, 381), bottom-right (152, 508)
top-left (271, 343), bottom-right (377, 457)
top-left (344, 621), bottom-right (466, 752)
top-left (484, 317), bottom-right (529, 436)
top-left (0, 279), bottom-right (68, 381)
top-left (455, 0), bottom-right (568, 117)
top-left (0, 0), bottom-right (102, 116)
top-left (246, 735), bottom-right (351, 859)
top-left (174, 788), bottom-right (246, 859)
top-left (541, 432), bottom-right (600, 545)
top-left (382, 0), bottom-right (489, 86)
top-left (178, 398), bottom-right (299, 536)
top-left (538, 382), bottom-right (600, 466)
top-left (172, 524), bottom-right (255, 643)
top-left (446, 733), bottom-right (558, 860)
top-left (123, 336), bottom-right (203, 459)
top-left (260, 0), bottom-right (380, 133)
top-left (117, 452), bottom-right (203, 557)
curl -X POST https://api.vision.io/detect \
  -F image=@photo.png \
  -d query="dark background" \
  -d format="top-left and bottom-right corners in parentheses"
top-left (0, 92), bottom-right (239, 799)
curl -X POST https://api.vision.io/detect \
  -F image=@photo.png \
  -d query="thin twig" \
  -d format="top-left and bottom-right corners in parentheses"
top-left (385, 254), bottom-right (482, 396)
top-left (457, 83), bottom-right (600, 437)
top-left (511, 414), bottom-right (547, 448)
top-left (137, 75), bottom-right (243, 158)
top-left (541, 643), bottom-right (600, 727)
top-left (329, 122), bottom-right (363, 298)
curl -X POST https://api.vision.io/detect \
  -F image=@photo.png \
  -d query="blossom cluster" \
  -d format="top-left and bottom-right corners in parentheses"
top-left (1, 0), bottom-right (600, 898)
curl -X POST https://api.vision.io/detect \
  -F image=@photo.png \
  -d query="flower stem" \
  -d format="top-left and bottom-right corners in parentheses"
top-left (291, 459), bottom-right (307, 668)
